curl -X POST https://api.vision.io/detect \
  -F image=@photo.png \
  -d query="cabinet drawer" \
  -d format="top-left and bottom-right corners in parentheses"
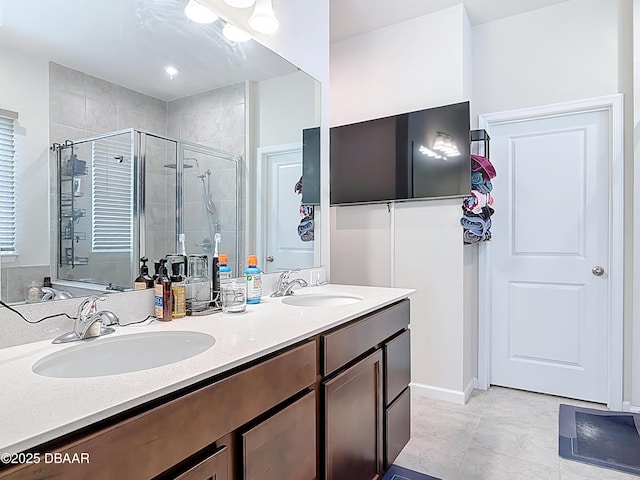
top-left (243, 391), bottom-right (316, 480)
top-left (385, 386), bottom-right (410, 469)
top-left (384, 328), bottom-right (411, 406)
top-left (0, 341), bottom-right (316, 480)
top-left (174, 445), bottom-right (228, 480)
top-left (322, 299), bottom-right (410, 376)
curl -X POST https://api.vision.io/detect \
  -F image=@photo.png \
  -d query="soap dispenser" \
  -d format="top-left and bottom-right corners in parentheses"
top-left (154, 259), bottom-right (172, 321)
top-left (135, 257), bottom-right (154, 290)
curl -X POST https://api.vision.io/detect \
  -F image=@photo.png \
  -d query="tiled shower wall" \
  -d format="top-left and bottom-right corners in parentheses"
top-left (166, 84), bottom-right (245, 274)
top-left (47, 62), bottom-right (168, 292)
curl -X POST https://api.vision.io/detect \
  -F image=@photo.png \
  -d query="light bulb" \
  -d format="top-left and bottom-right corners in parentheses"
top-left (184, 0), bottom-right (218, 24)
top-left (248, 0), bottom-right (279, 34)
top-left (223, 23), bottom-right (252, 42)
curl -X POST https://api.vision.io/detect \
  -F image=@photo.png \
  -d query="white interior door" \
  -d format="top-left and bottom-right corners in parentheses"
top-left (487, 107), bottom-right (611, 403)
top-left (261, 145), bottom-right (314, 273)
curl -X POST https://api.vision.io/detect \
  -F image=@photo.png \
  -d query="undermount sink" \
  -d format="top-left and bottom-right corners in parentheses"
top-left (32, 331), bottom-right (215, 378)
top-left (280, 293), bottom-right (363, 308)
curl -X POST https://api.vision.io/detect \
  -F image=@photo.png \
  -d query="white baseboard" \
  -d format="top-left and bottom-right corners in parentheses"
top-left (623, 400), bottom-right (640, 413)
top-left (411, 378), bottom-right (477, 405)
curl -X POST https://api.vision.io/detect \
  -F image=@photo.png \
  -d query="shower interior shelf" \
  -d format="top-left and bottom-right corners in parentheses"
top-left (53, 140), bottom-right (89, 269)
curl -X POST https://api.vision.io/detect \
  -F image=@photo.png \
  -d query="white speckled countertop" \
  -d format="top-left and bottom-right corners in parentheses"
top-left (0, 284), bottom-right (413, 455)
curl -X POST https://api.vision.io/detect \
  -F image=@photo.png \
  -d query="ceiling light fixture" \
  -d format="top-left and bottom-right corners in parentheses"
top-left (223, 23), bottom-right (252, 42)
top-left (248, 0), bottom-right (279, 34)
top-left (184, 0), bottom-right (218, 24)
top-left (224, 0), bottom-right (256, 7)
top-left (164, 66), bottom-right (180, 79)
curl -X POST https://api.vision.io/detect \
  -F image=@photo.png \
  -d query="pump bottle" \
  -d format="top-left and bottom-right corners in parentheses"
top-left (244, 255), bottom-right (262, 304)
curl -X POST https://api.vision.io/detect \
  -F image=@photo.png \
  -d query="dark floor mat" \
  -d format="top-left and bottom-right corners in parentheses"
top-left (559, 404), bottom-right (640, 476)
top-left (382, 464), bottom-right (441, 480)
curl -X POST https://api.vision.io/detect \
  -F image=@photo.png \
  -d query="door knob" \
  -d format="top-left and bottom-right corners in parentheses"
top-left (592, 266), bottom-right (605, 277)
top-left (266, 256), bottom-right (274, 262)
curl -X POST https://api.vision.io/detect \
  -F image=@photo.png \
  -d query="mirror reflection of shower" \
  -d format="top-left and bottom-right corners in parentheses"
top-left (164, 157), bottom-right (222, 255)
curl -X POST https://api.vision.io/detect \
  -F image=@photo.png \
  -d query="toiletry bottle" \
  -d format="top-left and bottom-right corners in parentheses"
top-left (43, 276), bottom-right (52, 288)
top-left (135, 257), bottom-right (154, 290)
top-left (155, 259), bottom-right (172, 321)
top-left (211, 233), bottom-right (221, 301)
top-left (219, 254), bottom-right (232, 280)
top-left (244, 255), bottom-right (262, 304)
top-left (27, 281), bottom-right (41, 302)
top-left (153, 260), bottom-right (161, 283)
top-left (171, 262), bottom-right (186, 319)
top-left (161, 261), bottom-right (173, 321)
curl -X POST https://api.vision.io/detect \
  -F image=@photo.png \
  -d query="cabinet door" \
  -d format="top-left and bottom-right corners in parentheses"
top-left (243, 391), bottom-right (316, 480)
top-left (174, 445), bottom-right (228, 480)
top-left (324, 350), bottom-right (383, 480)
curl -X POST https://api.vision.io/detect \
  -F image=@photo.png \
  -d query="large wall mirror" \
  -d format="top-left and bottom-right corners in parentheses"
top-left (0, 0), bottom-right (321, 304)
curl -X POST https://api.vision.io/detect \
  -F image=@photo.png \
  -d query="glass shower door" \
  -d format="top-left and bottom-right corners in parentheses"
top-left (179, 143), bottom-right (239, 278)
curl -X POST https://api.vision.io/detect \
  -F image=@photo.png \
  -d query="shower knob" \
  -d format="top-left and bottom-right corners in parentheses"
top-left (266, 256), bottom-right (274, 262)
top-left (592, 266), bottom-right (605, 276)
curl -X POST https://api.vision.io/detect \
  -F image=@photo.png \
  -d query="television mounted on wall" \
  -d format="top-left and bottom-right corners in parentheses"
top-left (330, 101), bottom-right (470, 205)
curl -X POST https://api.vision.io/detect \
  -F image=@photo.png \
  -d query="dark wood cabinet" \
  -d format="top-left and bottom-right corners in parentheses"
top-left (242, 391), bottom-right (316, 480)
top-left (324, 350), bottom-right (383, 480)
top-left (385, 386), bottom-right (410, 468)
top-left (173, 446), bottom-right (228, 480)
top-left (384, 329), bottom-right (411, 405)
top-left (383, 328), bottom-right (411, 468)
top-left (0, 299), bottom-right (412, 480)
top-left (322, 299), bottom-right (411, 479)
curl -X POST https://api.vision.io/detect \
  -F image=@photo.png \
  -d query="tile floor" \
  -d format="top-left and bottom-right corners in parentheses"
top-left (395, 386), bottom-right (639, 480)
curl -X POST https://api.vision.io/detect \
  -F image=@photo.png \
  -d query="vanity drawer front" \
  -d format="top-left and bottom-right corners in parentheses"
top-left (384, 386), bottom-right (410, 469)
top-left (242, 390), bottom-right (316, 480)
top-left (322, 299), bottom-right (409, 376)
top-left (174, 445), bottom-right (228, 480)
top-left (384, 328), bottom-right (411, 406)
top-left (0, 340), bottom-right (316, 480)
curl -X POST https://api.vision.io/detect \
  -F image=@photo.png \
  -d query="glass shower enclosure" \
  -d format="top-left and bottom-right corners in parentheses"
top-left (53, 128), bottom-right (241, 290)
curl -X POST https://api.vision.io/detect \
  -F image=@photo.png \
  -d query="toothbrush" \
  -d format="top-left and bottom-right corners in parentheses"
top-left (212, 233), bottom-right (221, 298)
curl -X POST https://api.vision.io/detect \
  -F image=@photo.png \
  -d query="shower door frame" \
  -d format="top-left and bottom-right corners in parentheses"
top-left (136, 130), bottom-right (242, 277)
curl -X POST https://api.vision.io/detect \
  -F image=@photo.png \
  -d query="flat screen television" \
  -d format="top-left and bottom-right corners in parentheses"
top-left (330, 101), bottom-right (470, 205)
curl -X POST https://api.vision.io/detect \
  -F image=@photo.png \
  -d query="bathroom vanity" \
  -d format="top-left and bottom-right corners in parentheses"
top-left (0, 285), bottom-right (413, 480)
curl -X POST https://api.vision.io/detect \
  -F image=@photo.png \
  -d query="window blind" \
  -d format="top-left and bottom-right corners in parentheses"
top-left (91, 139), bottom-right (133, 252)
top-left (0, 115), bottom-right (16, 253)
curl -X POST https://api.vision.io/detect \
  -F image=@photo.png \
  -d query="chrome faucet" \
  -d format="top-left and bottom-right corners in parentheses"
top-left (271, 270), bottom-right (309, 297)
top-left (52, 296), bottom-right (118, 344)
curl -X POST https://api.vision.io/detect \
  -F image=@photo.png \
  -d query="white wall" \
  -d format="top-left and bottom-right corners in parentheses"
top-left (257, 71), bottom-right (319, 147)
top-left (472, 0), bottom-right (620, 121)
top-left (330, 5), bottom-right (470, 126)
top-left (632, 0), bottom-right (640, 410)
top-left (330, 0), bottom-right (635, 402)
top-left (330, 5), bottom-right (476, 402)
top-left (0, 44), bottom-right (50, 267)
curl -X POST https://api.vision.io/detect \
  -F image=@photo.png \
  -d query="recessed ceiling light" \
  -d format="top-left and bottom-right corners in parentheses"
top-left (164, 66), bottom-right (179, 79)
top-left (184, 0), bottom-right (218, 24)
top-left (223, 23), bottom-right (252, 42)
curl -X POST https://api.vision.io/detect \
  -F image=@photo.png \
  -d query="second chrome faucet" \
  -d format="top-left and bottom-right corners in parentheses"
top-left (270, 270), bottom-right (308, 298)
